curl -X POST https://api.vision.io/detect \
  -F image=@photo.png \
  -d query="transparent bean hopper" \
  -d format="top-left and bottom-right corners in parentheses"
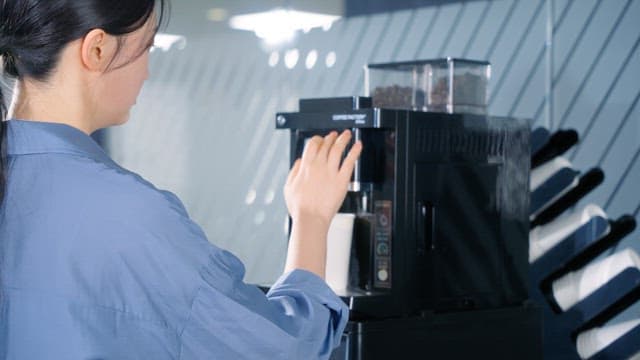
top-left (365, 58), bottom-right (491, 115)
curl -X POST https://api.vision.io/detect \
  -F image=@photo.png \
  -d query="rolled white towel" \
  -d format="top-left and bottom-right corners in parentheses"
top-left (552, 248), bottom-right (640, 311)
top-left (530, 156), bottom-right (573, 191)
top-left (576, 318), bottom-right (640, 359)
top-left (529, 203), bottom-right (608, 263)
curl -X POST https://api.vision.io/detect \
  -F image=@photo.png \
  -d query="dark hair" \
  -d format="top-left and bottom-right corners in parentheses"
top-left (0, 0), bottom-right (168, 204)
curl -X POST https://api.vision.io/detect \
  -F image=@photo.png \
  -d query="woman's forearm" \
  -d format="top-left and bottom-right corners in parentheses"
top-left (284, 214), bottom-right (330, 279)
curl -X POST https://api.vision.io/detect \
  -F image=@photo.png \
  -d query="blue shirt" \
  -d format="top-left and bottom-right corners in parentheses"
top-left (0, 120), bottom-right (348, 359)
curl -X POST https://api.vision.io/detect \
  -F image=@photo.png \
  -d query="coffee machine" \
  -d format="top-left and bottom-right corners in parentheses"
top-left (275, 59), bottom-right (542, 359)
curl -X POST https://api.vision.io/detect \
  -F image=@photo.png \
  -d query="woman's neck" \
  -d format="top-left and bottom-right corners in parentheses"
top-left (8, 44), bottom-right (98, 135)
top-left (9, 80), bottom-right (95, 135)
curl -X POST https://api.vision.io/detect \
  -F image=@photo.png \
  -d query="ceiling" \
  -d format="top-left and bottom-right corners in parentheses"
top-left (201, 0), bottom-right (344, 16)
top-left (165, 0), bottom-right (345, 35)
top-left (161, 0), bottom-right (472, 38)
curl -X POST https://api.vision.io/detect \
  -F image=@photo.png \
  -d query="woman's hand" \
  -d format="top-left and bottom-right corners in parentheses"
top-left (284, 130), bottom-right (363, 229)
top-left (282, 130), bottom-right (362, 278)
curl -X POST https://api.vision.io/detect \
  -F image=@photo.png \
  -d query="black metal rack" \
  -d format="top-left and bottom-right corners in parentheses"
top-left (528, 127), bottom-right (639, 360)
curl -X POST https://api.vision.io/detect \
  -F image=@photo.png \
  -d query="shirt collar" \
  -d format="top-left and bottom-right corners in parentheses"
top-left (6, 119), bottom-right (115, 166)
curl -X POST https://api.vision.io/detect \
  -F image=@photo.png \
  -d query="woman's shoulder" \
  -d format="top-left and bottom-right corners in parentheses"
top-left (9, 151), bottom-right (212, 257)
top-left (4, 153), bottom-right (216, 316)
top-left (99, 161), bottom-right (186, 213)
top-left (12, 152), bottom-right (196, 236)
top-left (55, 155), bottom-right (189, 219)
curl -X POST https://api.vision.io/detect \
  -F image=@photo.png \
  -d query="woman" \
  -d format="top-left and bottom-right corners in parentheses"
top-left (0, 1), bottom-right (362, 359)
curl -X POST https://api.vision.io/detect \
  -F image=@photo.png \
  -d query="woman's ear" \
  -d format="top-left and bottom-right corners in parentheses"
top-left (80, 29), bottom-right (117, 72)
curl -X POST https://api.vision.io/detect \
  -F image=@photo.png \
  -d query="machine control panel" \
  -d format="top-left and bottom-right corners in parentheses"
top-left (374, 200), bottom-right (393, 288)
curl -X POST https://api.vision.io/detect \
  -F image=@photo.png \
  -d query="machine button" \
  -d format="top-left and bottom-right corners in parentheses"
top-left (377, 269), bottom-right (389, 282)
top-left (377, 242), bottom-right (389, 255)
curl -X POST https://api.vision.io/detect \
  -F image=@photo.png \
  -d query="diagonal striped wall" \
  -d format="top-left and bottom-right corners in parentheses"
top-left (107, 0), bottom-right (640, 315)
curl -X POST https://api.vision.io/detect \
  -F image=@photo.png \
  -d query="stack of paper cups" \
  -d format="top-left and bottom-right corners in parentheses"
top-left (529, 203), bottom-right (607, 263)
top-left (576, 318), bottom-right (640, 359)
top-left (530, 156), bottom-right (573, 191)
top-left (552, 248), bottom-right (640, 311)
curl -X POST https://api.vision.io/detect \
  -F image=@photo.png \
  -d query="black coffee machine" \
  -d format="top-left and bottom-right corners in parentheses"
top-left (275, 97), bottom-right (542, 359)
top-left (275, 60), bottom-right (542, 359)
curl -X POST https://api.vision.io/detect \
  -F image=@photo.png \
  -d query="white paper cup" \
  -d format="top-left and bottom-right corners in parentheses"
top-left (576, 318), bottom-right (640, 359)
top-left (552, 248), bottom-right (640, 311)
top-left (325, 213), bottom-right (356, 293)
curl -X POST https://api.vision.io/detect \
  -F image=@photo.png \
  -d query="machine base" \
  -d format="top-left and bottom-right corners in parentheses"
top-left (330, 304), bottom-right (543, 360)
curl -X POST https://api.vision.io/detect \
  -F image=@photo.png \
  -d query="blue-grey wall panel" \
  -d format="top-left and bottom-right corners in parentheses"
top-left (488, 0), bottom-right (545, 115)
top-left (491, 1), bottom-right (546, 117)
top-left (440, 1), bottom-right (487, 56)
top-left (340, 13), bottom-right (391, 95)
top-left (370, 10), bottom-right (417, 63)
top-left (551, 0), bottom-right (598, 81)
top-left (416, 3), bottom-right (465, 59)
top-left (345, 0), bottom-right (481, 16)
top-left (394, 7), bottom-right (439, 61)
top-left (463, 1), bottom-right (514, 59)
top-left (554, 0), bottom-right (629, 128)
top-left (572, 45), bottom-right (640, 173)
top-left (561, 0), bottom-right (639, 139)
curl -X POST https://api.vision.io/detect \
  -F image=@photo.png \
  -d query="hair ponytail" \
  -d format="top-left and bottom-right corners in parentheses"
top-left (0, 62), bottom-right (7, 205)
top-left (1, 36), bottom-right (14, 205)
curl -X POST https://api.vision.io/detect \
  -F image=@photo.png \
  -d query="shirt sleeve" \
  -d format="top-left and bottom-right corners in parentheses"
top-left (93, 178), bottom-right (350, 359)
top-left (178, 248), bottom-right (349, 360)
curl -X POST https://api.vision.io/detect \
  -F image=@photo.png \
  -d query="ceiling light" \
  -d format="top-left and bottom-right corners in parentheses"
top-left (284, 49), bottom-right (300, 69)
top-left (268, 51), bottom-right (280, 67)
top-left (153, 33), bottom-right (187, 52)
top-left (207, 8), bottom-right (229, 22)
top-left (305, 50), bottom-right (318, 70)
top-left (229, 9), bottom-right (340, 46)
top-left (326, 51), bottom-right (337, 68)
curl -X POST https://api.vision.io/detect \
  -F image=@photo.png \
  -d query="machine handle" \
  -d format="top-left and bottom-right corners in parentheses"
top-left (418, 201), bottom-right (436, 254)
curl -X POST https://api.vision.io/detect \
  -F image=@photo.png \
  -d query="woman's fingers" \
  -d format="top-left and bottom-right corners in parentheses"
top-left (328, 130), bottom-right (353, 169)
top-left (301, 135), bottom-right (323, 164)
top-left (339, 140), bottom-right (363, 183)
top-left (284, 130), bottom-right (363, 226)
top-left (286, 158), bottom-right (302, 184)
top-left (317, 131), bottom-right (338, 160)
top-left (298, 130), bottom-right (361, 183)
